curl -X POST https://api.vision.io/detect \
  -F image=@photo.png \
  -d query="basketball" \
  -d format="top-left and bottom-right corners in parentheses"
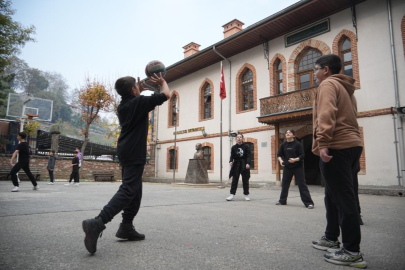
top-left (145, 60), bottom-right (166, 78)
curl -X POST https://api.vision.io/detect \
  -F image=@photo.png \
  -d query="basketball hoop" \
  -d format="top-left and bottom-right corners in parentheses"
top-left (26, 113), bottom-right (39, 120)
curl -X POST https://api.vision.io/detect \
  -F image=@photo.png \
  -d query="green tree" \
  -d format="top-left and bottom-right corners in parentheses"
top-left (25, 68), bottom-right (49, 95)
top-left (0, 0), bottom-right (35, 72)
top-left (0, 73), bottom-right (15, 117)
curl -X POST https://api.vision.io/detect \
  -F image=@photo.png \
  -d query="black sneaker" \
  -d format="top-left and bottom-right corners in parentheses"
top-left (115, 223), bottom-right (145, 241)
top-left (82, 218), bottom-right (106, 255)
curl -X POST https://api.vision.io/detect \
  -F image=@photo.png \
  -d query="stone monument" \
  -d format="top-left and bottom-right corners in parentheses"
top-left (185, 143), bottom-right (209, 184)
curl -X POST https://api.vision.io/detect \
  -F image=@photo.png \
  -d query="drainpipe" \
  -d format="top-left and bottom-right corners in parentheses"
top-left (387, 0), bottom-right (404, 186)
top-left (155, 106), bottom-right (159, 177)
top-left (391, 107), bottom-right (401, 185)
top-left (213, 46), bottom-right (232, 184)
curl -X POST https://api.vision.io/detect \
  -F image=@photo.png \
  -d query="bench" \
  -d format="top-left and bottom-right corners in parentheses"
top-left (0, 167), bottom-right (41, 181)
top-left (93, 171), bottom-right (115, 182)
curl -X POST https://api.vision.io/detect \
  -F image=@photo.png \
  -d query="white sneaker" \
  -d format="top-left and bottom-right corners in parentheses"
top-left (226, 194), bottom-right (234, 201)
top-left (64, 183), bottom-right (72, 186)
top-left (33, 185), bottom-right (39, 190)
top-left (73, 183), bottom-right (79, 187)
top-left (245, 196), bottom-right (251, 201)
top-left (11, 186), bottom-right (19, 192)
top-left (47, 182), bottom-right (54, 185)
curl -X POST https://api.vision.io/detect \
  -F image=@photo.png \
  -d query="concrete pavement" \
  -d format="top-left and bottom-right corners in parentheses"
top-left (0, 181), bottom-right (404, 270)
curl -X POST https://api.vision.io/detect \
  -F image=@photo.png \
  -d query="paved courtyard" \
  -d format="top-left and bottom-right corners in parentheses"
top-left (0, 181), bottom-right (404, 270)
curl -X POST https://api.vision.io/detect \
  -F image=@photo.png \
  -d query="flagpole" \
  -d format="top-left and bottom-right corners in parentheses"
top-left (220, 93), bottom-right (223, 185)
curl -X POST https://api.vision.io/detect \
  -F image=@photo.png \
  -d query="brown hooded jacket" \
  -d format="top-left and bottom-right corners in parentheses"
top-left (312, 74), bottom-right (363, 156)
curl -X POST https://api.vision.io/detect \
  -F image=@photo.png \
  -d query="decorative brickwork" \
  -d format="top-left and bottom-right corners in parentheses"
top-left (245, 137), bottom-right (258, 171)
top-left (401, 15), bottom-right (405, 57)
top-left (332, 29), bottom-right (361, 89)
top-left (288, 39), bottom-right (331, 92)
top-left (0, 155), bottom-right (155, 180)
top-left (235, 63), bottom-right (257, 114)
top-left (294, 125), bottom-right (312, 139)
top-left (201, 142), bottom-right (214, 171)
top-left (357, 107), bottom-right (393, 118)
top-left (198, 78), bottom-right (214, 122)
top-left (168, 91), bottom-right (179, 128)
top-left (158, 126), bottom-right (273, 145)
top-left (166, 146), bottom-right (179, 172)
top-left (271, 135), bottom-right (276, 173)
top-left (269, 54), bottom-right (287, 96)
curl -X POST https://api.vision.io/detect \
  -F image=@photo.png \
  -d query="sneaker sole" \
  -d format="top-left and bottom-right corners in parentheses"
top-left (324, 258), bottom-right (367, 268)
top-left (312, 243), bottom-right (339, 251)
top-left (115, 232), bottom-right (145, 241)
top-left (82, 220), bottom-right (96, 255)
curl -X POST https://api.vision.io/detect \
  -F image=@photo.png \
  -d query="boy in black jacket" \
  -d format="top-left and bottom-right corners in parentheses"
top-left (276, 129), bottom-right (314, 208)
top-left (47, 150), bottom-right (56, 185)
top-left (227, 133), bottom-right (251, 201)
top-left (9, 132), bottom-right (38, 192)
top-left (82, 73), bottom-right (170, 255)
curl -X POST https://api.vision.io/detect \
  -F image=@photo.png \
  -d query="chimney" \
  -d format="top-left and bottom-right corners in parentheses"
top-left (222, 19), bottom-right (244, 39)
top-left (183, 42), bottom-right (201, 58)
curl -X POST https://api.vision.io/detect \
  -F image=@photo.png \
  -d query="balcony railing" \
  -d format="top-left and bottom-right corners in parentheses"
top-left (260, 87), bottom-right (317, 116)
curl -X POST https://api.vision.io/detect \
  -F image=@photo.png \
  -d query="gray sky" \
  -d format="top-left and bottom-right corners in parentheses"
top-left (12, 0), bottom-right (299, 97)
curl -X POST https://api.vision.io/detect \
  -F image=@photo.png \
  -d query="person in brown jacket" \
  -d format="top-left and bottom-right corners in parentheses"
top-left (310, 54), bottom-right (367, 269)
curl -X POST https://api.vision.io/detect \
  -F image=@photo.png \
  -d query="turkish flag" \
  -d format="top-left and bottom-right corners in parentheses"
top-left (220, 62), bottom-right (226, 100)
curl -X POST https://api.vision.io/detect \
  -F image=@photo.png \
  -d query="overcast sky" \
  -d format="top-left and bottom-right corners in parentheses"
top-left (12, 0), bottom-right (300, 97)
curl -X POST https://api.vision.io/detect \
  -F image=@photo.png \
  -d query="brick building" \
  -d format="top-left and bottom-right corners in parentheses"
top-left (149, 0), bottom-right (405, 186)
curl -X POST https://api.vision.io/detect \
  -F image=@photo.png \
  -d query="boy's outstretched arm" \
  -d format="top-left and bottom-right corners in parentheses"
top-left (150, 73), bottom-right (170, 100)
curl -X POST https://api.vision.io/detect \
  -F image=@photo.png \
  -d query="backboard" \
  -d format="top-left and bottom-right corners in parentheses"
top-left (6, 93), bottom-right (53, 122)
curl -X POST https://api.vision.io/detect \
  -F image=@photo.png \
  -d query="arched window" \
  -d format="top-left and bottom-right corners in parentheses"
top-left (169, 149), bottom-right (177, 170)
top-left (340, 38), bottom-right (353, 77)
top-left (275, 60), bottom-right (283, 94)
top-left (202, 146), bottom-right (211, 170)
top-left (171, 95), bottom-right (178, 126)
top-left (297, 48), bottom-right (322, 90)
top-left (241, 69), bottom-right (254, 110)
top-left (245, 142), bottom-right (255, 169)
top-left (203, 83), bottom-right (212, 119)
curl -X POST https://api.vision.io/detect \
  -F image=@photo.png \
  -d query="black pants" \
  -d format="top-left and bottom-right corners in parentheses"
top-left (10, 162), bottom-right (37, 187)
top-left (98, 164), bottom-right (144, 224)
top-left (69, 171), bottom-right (79, 183)
top-left (48, 170), bottom-right (54, 182)
top-left (279, 166), bottom-right (313, 207)
top-left (320, 147), bottom-right (363, 252)
top-left (230, 162), bottom-right (250, 195)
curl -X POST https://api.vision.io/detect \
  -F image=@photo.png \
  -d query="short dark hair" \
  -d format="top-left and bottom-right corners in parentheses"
top-left (18, 132), bottom-right (27, 139)
top-left (115, 76), bottom-right (135, 96)
top-left (315, 54), bottom-right (342, 75)
top-left (285, 129), bottom-right (295, 136)
top-left (73, 151), bottom-right (78, 154)
top-left (50, 150), bottom-right (55, 154)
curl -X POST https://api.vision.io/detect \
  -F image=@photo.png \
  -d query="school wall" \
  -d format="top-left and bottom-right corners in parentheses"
top-left (154, 0), bottom-right (405, 186)
top-left (0, 155), bottom-right (155, 180)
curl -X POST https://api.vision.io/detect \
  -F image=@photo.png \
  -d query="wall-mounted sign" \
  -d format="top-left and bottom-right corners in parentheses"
top-left (173, 127), bottom-right (205, 135)
top-left (285, 18), bottom-right (330, 47)
top-left (261, 142), bottom-right (267, 147)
